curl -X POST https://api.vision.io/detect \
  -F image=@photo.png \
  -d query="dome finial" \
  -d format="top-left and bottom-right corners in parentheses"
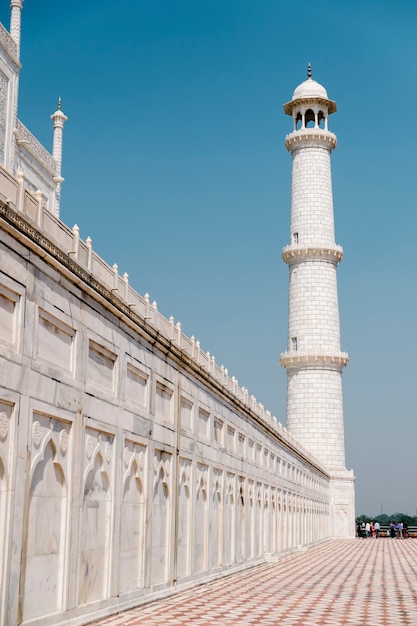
top-left (57, 96), bottom-right (61, 110)
top-left (307, 62), bottom-right (312, 79)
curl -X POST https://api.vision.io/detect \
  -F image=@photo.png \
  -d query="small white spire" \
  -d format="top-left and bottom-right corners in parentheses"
top-left (50, 98), bottom-right (68, 218)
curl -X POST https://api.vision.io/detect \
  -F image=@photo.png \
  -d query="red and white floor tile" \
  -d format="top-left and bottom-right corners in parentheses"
top-left (89, 539), bottom-right (417, 625)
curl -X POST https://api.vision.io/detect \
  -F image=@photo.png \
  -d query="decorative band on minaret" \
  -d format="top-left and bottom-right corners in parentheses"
top-left (280, 66), bottom-right (348, 472)
top-left (10, 0), bottom-right (23, 58)
top-left (50, 97), bottom-right (68, 219)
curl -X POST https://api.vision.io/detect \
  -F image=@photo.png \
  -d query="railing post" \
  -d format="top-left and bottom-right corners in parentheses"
top-left (152, 301), bottom-right (158, 328)
top-left (112, 263), bottom-right (118, 291)
top-left (17, 169), bottom-right (25, 212)
top-left (86, 236), bottom-right (93, 271)
top-left (123, 272), bottom-right (129, 301)
top-left (144, 293), bottom-right (150, 319)
top-left (69, 224), bottom-right (80, 258)
top-left (35, 189), bottom-right (43, 228)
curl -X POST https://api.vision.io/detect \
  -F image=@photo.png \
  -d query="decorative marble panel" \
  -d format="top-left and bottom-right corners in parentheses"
top-left (87, 340), bottom-right (116, 394)
top-left (247, 480), bottom-right (255, 559)
top-left (224, 472), bottom-right (235, 565)
top-left (180, 397), bottom-right (193, 430)
top-left (125, 363), bottom-right (148, 408)
top-left (227, 426), bottom-right (236, 453)
top-left (238, 432), bottom-right (245, 457)
top-left (194, 463), bottom-right (208, 573)
top-left (151, 449), bottom-right (171, 585)
top-left (209, 468), bottom-right (222, 570)
top-left (197, 407), bottom-right (209, 439)
top-left (0, 401), bottom-right (12, 481)
top-left (155, 382), bottom-right (173, 422)
top-left (0, 281), bottom-right (20, 348)
top-left (0, 400), bottom-right (13, 604)
top-left (22, 412), bottom-right (71, 621)
top-left (236, 476), bottom-right (245, 561)
top-left (37, 308), bottom-right (75, 372)
top-left (256, 444), bottom-right (262, 466)
top-left (119, 440), bottom-right (147, 593)
top-left (79, 427), bottom-right (114, 605)
top-left (177, 457), bottom-right (192, 579)
top-left (213, 417), bottom-right (223, 445)
top-left (248, 438), bottom-right (255, 462)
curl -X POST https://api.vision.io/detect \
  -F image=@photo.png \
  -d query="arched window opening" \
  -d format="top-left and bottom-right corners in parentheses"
top-left (318, 110), bottom-right (325, 129)
top-left (296, 112), bottom-right (302, 130)
top-left (305, 109), bottom-right (315, 128)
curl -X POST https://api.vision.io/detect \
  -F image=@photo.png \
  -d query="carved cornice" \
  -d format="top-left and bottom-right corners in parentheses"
top-left (282, 243), bottom-right (343, 265)
top-left (283, 97), bottom-right (337, 116)
top-left (0, 22), bottom-right (20, 70)
top-left (285, 129), bottom-right (337, 152)
top-left (15, 120), bottom-right (57, 175)
top-left (280, 351), bottom-right (349, 370)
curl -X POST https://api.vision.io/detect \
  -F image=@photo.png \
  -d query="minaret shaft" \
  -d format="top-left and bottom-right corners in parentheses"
top-left (289, 142), bottom-right (335, 246)
top-left (288, 260), bottom-right (341, 354)
top-left (281, 68), bottom-right (355, 537)
top-left (281, 78), bottom-right (348, 471)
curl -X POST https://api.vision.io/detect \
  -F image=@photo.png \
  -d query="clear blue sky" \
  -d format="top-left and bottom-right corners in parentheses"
top-left (5, 0), bottom-right (417, 517)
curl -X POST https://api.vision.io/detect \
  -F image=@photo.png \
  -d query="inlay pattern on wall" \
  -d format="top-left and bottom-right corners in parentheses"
top-left (0, 412), bottom-right (8, 440)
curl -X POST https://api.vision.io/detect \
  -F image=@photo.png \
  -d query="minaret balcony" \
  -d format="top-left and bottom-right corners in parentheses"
top-left (280, 351), bottom-right (349, 370)
top-left (285, 129), bottom-right (337, 152)
top-left (282, 243), bottom-right (343, 265)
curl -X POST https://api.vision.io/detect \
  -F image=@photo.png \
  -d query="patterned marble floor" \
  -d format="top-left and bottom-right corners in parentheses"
top-left (89, 539), bottom-right (417, 625)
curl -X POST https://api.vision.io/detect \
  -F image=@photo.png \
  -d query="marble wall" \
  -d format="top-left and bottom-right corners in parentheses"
top-left (0, 180), bottom-right (333, 626)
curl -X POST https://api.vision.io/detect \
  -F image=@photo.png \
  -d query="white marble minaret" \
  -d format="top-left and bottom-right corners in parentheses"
top-left (280, 65), bottom-right (355, 537)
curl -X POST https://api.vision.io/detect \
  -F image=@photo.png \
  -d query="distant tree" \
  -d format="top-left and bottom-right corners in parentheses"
top-left (358, 513), bottom-right (417, 526)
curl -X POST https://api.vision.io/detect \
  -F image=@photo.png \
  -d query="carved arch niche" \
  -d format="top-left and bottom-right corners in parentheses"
top-left (21, 413), bottom-right (71, 622)
top-left (224, 472), bottom-right (235, 566)
top-left (247, 480), bottom-right (255, 559)
top-left (151, 449), bottom-right (171, 585)
top-left (194, 462), bottom-right (208, 574)
top-left (78, 428), bottom-right (114, 605)
top-left (209, 467), bottom-right (223, 570)
top-left (119, 441), bottom-right (147, 593)
top-left (236, 476), bottom-right (245, 562)
top-left (0, 402), bottom-right (13, 617)
top-left (176, 457), bottom-right (192, 579)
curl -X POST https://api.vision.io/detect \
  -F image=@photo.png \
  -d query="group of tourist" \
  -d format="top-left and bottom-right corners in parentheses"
top-left (357, 520), bottom-right (408, 538)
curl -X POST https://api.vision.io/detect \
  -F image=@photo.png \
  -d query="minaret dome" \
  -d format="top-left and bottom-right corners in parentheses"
top-left (283, 64), bottom-right (336, 131)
